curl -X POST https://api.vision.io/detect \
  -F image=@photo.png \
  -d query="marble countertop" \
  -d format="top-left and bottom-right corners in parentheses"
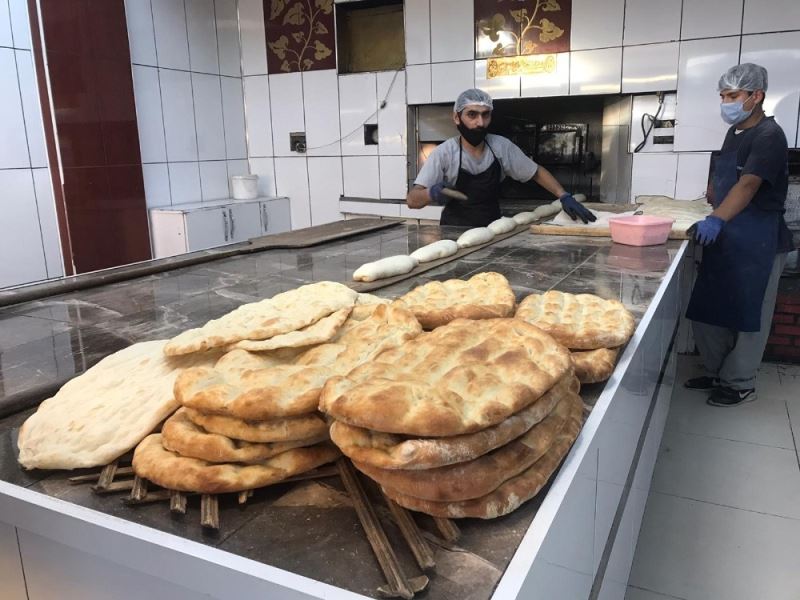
top-left (0, 224), bottom-right (683, 600)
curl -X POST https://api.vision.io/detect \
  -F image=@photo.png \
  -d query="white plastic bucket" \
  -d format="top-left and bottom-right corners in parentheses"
top-left (230, 174), bottom-right (259, 200)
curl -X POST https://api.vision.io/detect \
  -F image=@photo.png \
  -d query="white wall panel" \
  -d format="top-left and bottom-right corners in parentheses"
top-left (215, 0), bottom-right (241, 77)
top-left (186, 0), bottom-right (219, 74)
top-left (430, 0), bottom-right (473, 63)
top-left (0, 48), bottom-right (29, 168)
top-left (622, 42), bottom-right (679, 93)
top-left (521, 52), bottom-right (570, 98)
top-left (404, 0), bottom-right (430, 65)
top-left (0, 170), bottom-right (47, 287)
top-left (303, 69), bottom-right (341, 156)
top-left (431, 61), bottom-right (474, 103)
top-left (243, 75), bottom-right (273, 157)
top-left (226, 159), bottom-right (249, 196)
top-left (192, 73), bottom-right (226, 160)
top-left (623, 0), bottom-right (682, 46)
top-left (32, 168), bottom-right (63, 278)
top-left (199, 160), bottom-right (229, 200)
top-left (308, 157), bottom-right (344, 225)
top-left (16, 50), bottom-right (47, 168)
top-left (571, 0), bottom-right (624, 50)
top-left (379, 156), bottom-right (408, 199)
top-left (132, 65), bottom-right (167, 163)
top-left (274, 157), bottom-right (311, 228)
top-left (168, 162), bottom-right (202, 205)
top-left (675, 153), bottom-right (712, 200)
top-left (221, 76), bottom-right (247, 159)
top-left (631, 153), bottom-right (678, 201)
top-left (124, 0), bottom-right (157, 65)
top-left (239, 0), bottom-right (268, 76)
top-left (340, 199), bottom-right (401, 218)
top-left (160, 69), bottom-right (198, 161)
top-left (152, 0), bottom-right (191, 70)
top-left (406, 63), bottom-right (432, 105)
top-left (681, 0), bottom-right (743, 39)
top-left (343, 156), bottom-right (380, 198)
top-left (249, 157), bottom-right (277, 196)
top-left (0, 0), bottom-right (12, 48)
top-left (741, 31), bottom-right (800, 147)
top-left (743, 0), bottom-right (800, 33)
top-left (378, 70), bottom-right (406, 155)
top-left (8, 0), bottom-right (30, 49)
top-left (400, 204), bottom-right (442, 221)
top-left (142, 163), bottom-right (172, 208)
top-left (475, 59), bottom-right (520, 100)
top-left (339, 73), bottom-right (378, 156)
top-left (269, 72), bottom-right (305, 156)
top-left (570, 47), bottom-right (622, 95)
top-left (0, 522), bottom-right (26, 600)
top-left (674, 36), bottom-right (740, 151)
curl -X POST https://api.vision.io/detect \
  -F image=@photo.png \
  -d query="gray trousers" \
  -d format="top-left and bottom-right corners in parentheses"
top-left (692, 253), bottom-right (788, 390)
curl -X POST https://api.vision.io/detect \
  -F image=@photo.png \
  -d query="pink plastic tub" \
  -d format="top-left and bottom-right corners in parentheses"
top-left (607, 215), bottom-right (675, 247)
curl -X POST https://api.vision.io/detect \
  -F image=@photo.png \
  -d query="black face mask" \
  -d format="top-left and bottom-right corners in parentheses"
top-left (457, 121), bottom-right (488, 147)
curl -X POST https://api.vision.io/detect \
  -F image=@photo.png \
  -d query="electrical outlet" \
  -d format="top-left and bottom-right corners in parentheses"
top-left (290, 132), bottom-right (306, 153)
top-left (364, 124), bottom-right (378, 145)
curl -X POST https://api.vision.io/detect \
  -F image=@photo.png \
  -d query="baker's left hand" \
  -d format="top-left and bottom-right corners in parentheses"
top-left (559, 193), bottom-right (596, 224)
top-left (692, 216), bottom-right (725, 246)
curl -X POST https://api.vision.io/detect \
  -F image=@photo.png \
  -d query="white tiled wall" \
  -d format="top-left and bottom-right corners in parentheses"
top-left (431, 61), bottom-right (474, 103)
top-left (339, 73), bottom-right (378, 156)
top-left (631, 153), bottom-right (679, 200)
top-left (303, 69), bottom-right (342, 157)
top-left (571, 0), bottom-right (625, 50)
top-left (274, 157), bottom-right (311, 228)
top-left (308, 157), bottom-right (344, 225)
top-left (680, 0), bottom-right (743, 40)
top-left (675, 153), bottom-right (712, 200)
top-left (623, 0), bottom-right (682, 46)
top-left (622, 42), bottom-right (679, 94)
top-left (127, 0), bottom-right (249, 207)
top-left (570, 48), bottom-right (622, 95)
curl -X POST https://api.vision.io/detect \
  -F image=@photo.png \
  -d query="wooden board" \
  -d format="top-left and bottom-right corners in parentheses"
top-left (248, 218), bottom-right (402, 250)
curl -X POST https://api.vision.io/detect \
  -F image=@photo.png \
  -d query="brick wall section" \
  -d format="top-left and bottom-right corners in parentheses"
top-left (765, 278), bottom-right (800, 363)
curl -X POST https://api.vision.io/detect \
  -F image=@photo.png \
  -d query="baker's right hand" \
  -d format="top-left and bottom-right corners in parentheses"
top-left (428, 183), bottom-right (449, 205)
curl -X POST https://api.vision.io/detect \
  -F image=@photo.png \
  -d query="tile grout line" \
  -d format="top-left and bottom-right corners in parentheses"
top-left (649, 489), bottom-right (800, 522)
top-left (662, 424), bottom-right (797, 452)
top-left (627, 583), bottom-right (689, 600)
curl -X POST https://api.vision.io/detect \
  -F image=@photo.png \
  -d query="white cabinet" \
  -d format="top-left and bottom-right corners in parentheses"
top-left (150, 197), bottom-right (291, 258)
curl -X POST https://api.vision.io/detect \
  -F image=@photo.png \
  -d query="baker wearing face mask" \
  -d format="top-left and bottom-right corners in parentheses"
top-left (685, 63), bottom-right (794, 407)
top-left (406, 88), bottom-right (596, 227)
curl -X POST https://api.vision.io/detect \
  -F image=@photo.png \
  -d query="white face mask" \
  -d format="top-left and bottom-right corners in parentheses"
top-left (720, 93), bottom-right (754, 125)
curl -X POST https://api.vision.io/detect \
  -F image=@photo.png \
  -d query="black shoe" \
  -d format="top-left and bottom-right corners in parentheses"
top-left (684, 376), bottom-right (719, 391)
top-left (707, 386), bottom-right (756, 407)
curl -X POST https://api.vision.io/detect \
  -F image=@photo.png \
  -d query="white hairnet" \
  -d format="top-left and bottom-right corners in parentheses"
top-left (454, 88), bottom-right (493, 113)
top-left (718, 63), bottom-right (768, 92)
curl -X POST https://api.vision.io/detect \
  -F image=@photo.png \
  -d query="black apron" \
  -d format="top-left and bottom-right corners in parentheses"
top-left (439, 140), bottom-right (502, 227)
top-left (685, 149), bottom-right (783, 332)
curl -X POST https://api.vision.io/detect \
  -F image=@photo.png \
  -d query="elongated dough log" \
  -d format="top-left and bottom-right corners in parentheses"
top-left (352, 255), bottom-right (418, 282)
top-left (531, 204), bottom-right (559, 220)
top-left (410, 239), bottom-right (459, 263)
top-left (512, 212), bottom-right (537, 225)
top-left (456, 227), bottom-right (495, 248)
top-left (487, 216), bottom-right (517, 234)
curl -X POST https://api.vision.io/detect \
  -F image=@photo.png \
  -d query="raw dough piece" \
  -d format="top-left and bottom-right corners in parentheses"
top-left (132, 434), bottom-right (340, 493)
top-left (231, 307), bottom-right (351, 352)
top-left (330, 373), bottom-right (578, 470)
top-left (185, 408), bottom-right (329, 443)
top-left (17, 341), bottom-right (221, 470)
top-left (570, 347), bottom-right (621, 384)
top-left (394, 272), bottom-right (515, 329)
top-left (512, 212), bottom-right (537, 225)
top-left (352, 255), bottom-right (418, 282)
top-left (515, 291), bottom-right (635, 350)
top-left (164, 282), bottom-right (358, 356)
top-left (487, 217), bottom-right (517, 235)
top-left (320, 318), bottom-right (572, 436)
top-left (409, 240), bottom-right (459, 263)
top-left (456, 227), bottom-right (494, 248)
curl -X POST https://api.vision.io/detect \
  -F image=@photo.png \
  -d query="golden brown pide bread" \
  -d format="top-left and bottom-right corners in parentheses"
top-left (184, 409), bottom-right (328, 444)
top-left (570, 347), bottom-right (621, 384)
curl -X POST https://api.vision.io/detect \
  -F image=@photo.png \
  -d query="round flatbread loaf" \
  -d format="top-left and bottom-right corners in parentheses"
top-left (185, 408), bottom-right (328, 443)
top-left (515, 291), bottom-right (635, 350)
top-left (161, 409), bottom-right (327, 463)
top-left (329, 374), bottom-right (578, 470)
top-left (320, 318), bottom-right (571, 436)
top-left (355, 389), bottom-right (580, 502)
top-left (231, 307), bottom-right (351, 352)
top-left (132, 434), bottom-right (340, 494)
top-left (394, 272), bottom-right (516, 330)
top-left (570, 347), bottom-right (620, 384)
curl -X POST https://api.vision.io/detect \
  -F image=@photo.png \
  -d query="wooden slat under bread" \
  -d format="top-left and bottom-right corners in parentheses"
top-left (393, 272), bottom-right (516, 330)
top-left (570, 347), bottom-right (620, 384)
top-left (329, 373), bottom-right (578, 470)
top-left (319, 318), bottom-right (571, 436)
top-left (354, 390), bottom-right (579, 502)
top-left (515, 290), bottom-right (635, 350)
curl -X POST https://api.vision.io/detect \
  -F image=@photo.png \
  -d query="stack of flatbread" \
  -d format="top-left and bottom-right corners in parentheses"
top-left (515, 291), bottom-right (636, 384)
top-left (320, 317), bottom-right (584, 519)
top-left (133, 301), bottom-right (423, 493)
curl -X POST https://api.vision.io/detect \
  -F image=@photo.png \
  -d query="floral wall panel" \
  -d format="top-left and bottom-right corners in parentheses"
top-left (264, 0), bottom-right (336, 73)
top-left (475, 0), bottom-right (572, 59)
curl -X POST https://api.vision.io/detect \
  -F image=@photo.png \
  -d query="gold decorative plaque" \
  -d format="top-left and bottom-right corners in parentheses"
top-left (487, 54), bottom-right (557, 78)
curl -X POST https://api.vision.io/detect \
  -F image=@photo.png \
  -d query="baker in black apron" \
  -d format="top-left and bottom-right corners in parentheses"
top-left (684, 63), bottom-right (793, 407)
top-left (406, 89), bottom-right (596, 228)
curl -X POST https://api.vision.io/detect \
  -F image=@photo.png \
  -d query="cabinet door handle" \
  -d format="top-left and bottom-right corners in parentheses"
top-left (228, 208), bottom-right (235, 238)
top-left (222, 210), bottom-right (229, 241)
top-left (262, 204), bottom-right (269, 231)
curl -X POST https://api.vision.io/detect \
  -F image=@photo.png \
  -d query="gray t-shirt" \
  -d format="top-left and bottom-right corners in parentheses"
top-left (414, 134), bottom-right (538, 189)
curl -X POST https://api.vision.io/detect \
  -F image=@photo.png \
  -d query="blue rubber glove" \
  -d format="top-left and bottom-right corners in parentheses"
top-left (428, 182), bottom-right (449, 206)
top-left (560, 193), bottom-right (596, 224)
top-left (693, 215), bottom-right (725, 246)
